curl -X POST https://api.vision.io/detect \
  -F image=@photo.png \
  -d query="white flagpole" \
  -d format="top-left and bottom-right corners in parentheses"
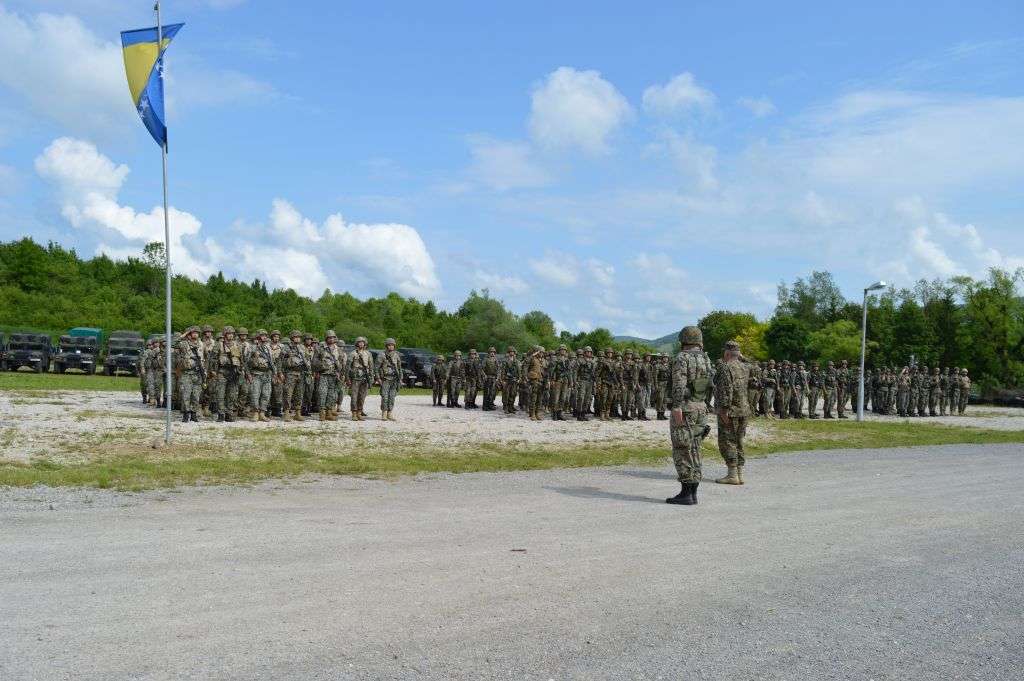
top-left (156, 1), bottom-right (173, 443)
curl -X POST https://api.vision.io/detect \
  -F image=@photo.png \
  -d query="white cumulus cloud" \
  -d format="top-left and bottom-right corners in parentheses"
top-left (529, 251), bottom-right (580, 287)
top-left (738, 95), bottom-right (777, 117)
top-left (473, 270), bottom-right (529, 295)
top-left (466, 135), bottom-right (551, 191)
top-left (642, 72), bottom-right (716, 117)
top-left (529, 67), bottom-right (633, 155)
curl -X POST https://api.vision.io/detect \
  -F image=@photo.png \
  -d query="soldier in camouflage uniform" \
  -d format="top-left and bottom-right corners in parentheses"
top-left (715, 340), bottom-right (750, 485)
top-left (245, 329), bottom-right (276, 422)
top-left (822, 360), bottom-right (837, 418)
top-left (654, 353), bottom-right (670, 420)
top-left (524, 346), bottom-right (546, 421)
top-left (547, 345), bottom-right (571, 421)
top-left (266, 331), bottom-right (284, 418)
top-left (199, 325), bottom-right (215, 417)
top-left (778, 361), bottom-right (793, 419)
top-left (302, 334), bottom-right (317, 416)
top-left (939, 367), bottom-right (950, 416)
top-left (836, 360), bottom-right (850, 418)
top-left (446, 350), bottom-right (465, 408)
top-left (574, 347), bottom-right (596, 421)
top-left (234, 328), bottom-right (251, 417)
top-left (761, 360), bottom-right (777, 419)
top-left (666, 326), bottom-right (713, 506)
top-left (501, 347), bottom-right (520, 414)
top-left (481, 347), bottom-right (499, 411)
top-left (908, 366), bottom-right (921, 417)
top-left (806, 362), bottom-right (821, 418)
top-left (897, 367), bottom-right (911, 416)
top-left (464, 349), bottom-right (481, 409)
top-left (348, 336), bottom-right (376, 421)
top-left (143, 339), bottom-right (158, 405)
top-left (431, 355), bottom-right (447, 406)
top-left (791, 361), bottom-right (807, 418)
top-left (315, 330), bottom-right (343, 421)
top-left (280, 330), bottom-right (309, 422)
top-left (957, 369), bottom-right (970, 414)
top-left (928, 366), bottom-right (941, 416)
top-left (207, 325), bottom-right (242, 422)
top-left (176, 326), bottom-right (206, 422)
top-left (747, 361), bottom-right (762, 418)
top-left (619, 350), bottom-right (639, 421)
top-left (948, 367), bottom-right (960, 416)
top-left (377, 338), bottom-right (402, 421)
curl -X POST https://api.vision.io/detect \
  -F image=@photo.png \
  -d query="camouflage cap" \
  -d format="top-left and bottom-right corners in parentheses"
top-left (584, 346), bottom-right (593, 353)
top-left (236, 327), bottom-right (248, 335)
top-left (679, 326), bottom-right (703, 347)
top-left (325, 330), bottom-right (337, 339)
top-left (201, 325), bottom-right (214, 333)
top-left (961, 368), bottom-right (969, 374)
top-left (724, 340), bottom-right (740, 351)
top-left (289, 329), bottom-right (302, 339)
top-left (384, 338), bottom-right (396, 346)
top-left (222, 325), bottom-right (235, 334)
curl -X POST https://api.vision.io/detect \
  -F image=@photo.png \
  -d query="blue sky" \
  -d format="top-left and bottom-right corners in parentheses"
top-left (1, 0), bottom-right (1022, 338)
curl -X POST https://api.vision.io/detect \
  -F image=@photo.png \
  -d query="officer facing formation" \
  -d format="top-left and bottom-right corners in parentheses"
top-left (666, 326), bottom-right (713, 506)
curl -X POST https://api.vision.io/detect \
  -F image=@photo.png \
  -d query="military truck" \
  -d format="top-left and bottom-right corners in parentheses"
top-left (0, 332), bottom-right (7, 371)
top-left (399, 347), bottom-right (434, 387)
top-left (53, 335), bottom-right (99, 374)
top-left (6, 332), bottom-right (53, 372)
top-left (104, 330), bottom-right (145, 376)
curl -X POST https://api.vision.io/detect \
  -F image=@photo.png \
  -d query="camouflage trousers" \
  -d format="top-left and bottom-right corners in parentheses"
top-left (283, 371), bottom-right (305, 412)
top-left (179, 371), bottom-right (204, 413)
top-left (380, 378), bottom-right (400, 412)
top-left (335, 379), bottom-right (347, 413)
top-left (139, 369), bottom-right (147, 398)
top-left (939, 390), bottom-right (949, 415)
top-left (271, 379), bottom-right (283, 413)
top-left (249, 371), bottom-right (273, 412)
top-left (576, 380), bottom-right (594, 415)
top-left (958, 392), bottom-right (968, 414)
top-left (836, 387), bottom-right (847, 417)
top-left (448, 379), bottom-right (464, 406)
top-left (432, 378), bottom-right (444, 405)
top-left (807, 388), bottom-right (819, 416)
top-left (790, 388), bottom-right (803, 417)
top-left (823, 388), bottom-right (836, 417)
top-left (929, 390), bottom-right (940, 416)
top-left (502, 380), bottom-right (518, 413)
top-left (212, 369), bottom-right (241, 415)
top-left (917, 391), bottom-right (928, 416)
top-left (627, 386), bottom-right (643, 416)
top-left (670, 408), bottom-right (707, 483)
top-left (747, 389), bottom-right (759, 415)
top-left (465, 378), bottom-right (478, 406)
top-left (897, 389), bottom-right (911, 415)
top-left (779, 388), bottom-right (792, 418)
top-left (549, 380), bottom-right (566, 412)
top-left (351, 379), bottom-right (369, 416)
top-left (528, 380), bottom-right (544, 415)
top-left (317, 374), bottom-right (339, 411)
top-left (303, 374), bottom-right (315, 412)
top-left (146, 370), bottom-right (159, 401)
top-left (762, 387), bottom-right (775, 416)
top-left (653, 383), bottom-right (667, 414)
top-left (717, 413), bottom-right (747, 467)
top-left (482, 375), bottom-right (498, 408)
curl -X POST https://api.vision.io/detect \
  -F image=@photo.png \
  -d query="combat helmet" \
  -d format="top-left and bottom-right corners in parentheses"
top-left (289, 329), bottom-right (302, 340)
top-left (271, 330), bottom-right (281, 338)
top-left (488, 346), bottom-right (496, 353)
top-left (506, 345), bottom-right (517, 353)
top-left (355, 336), bottom-right (367, 345)
top-left (222, 325), bottom-right (235, 335)
top-left (236, 327), bottom-right (248, 336)
top-left (325, 330), bottom-right (337, 340)
top-left (679, 326), bottom-right (703, 347)
top-left (254, 328), bottom-right (268, 338)
top-left (454, 350), bottom-right (462, 357)
top-left (384, 338), bottom-right (396, 346)
top-left (201, 324), bottom-right (213, 334)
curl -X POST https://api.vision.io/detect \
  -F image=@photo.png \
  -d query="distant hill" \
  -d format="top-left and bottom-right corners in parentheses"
top-left (614, 332), bottom-right (678, 354)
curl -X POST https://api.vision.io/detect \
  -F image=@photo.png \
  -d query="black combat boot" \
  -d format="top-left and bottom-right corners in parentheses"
top-left (577, 413), bottom-right (588, 421)
top-left (665, 483), bottom-right (695, 505)
top-left (224, 412), bottom-right (234, 422)
top-left (216, 413), bottom-right (224, 422)
top-left (639, 413), bottom-right (649, 421)
top-left (191, 411), bottom-right (200, 422)
top-left (181, 411), bottom-right (189, 423)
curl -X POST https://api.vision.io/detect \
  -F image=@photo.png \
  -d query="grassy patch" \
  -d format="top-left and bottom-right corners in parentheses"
top-left (0, 372), bottom-right (138, 392)
top-left (0, 419), bottom-right (1020, 491)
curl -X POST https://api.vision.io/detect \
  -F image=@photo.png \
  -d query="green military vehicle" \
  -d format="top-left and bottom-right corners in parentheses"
top-left (53, 334), bottom-right (100, 374)
top-left (104, 330), bottom-right (145, 376)
top-left (0, 331), bottom-right (7, 371)
top-left (6, 332), bottom-right (53, 372)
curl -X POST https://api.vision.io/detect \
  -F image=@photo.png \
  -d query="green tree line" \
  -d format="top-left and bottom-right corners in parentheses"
top-left (0, 238), bottom-right (651, 355)
top-left (698, 270), bottom-right (1024, 394)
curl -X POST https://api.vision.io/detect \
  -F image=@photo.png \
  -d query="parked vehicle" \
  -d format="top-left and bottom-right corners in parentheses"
top-left (399, 347), bottom-right (435, 387)
top-left (69, 327), bottom-right (104, 343)
top-left (6, 332), bottom-right (52, 372)
top-left (0, 332), bottom-right (7, 371)
top-left (53, 335), bottom-right (99, 374)
top-left (104, 330), bottom-right (145, 376)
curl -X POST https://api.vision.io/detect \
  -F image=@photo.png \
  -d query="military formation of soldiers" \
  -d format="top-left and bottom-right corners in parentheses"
top-left (135, 324), bottom-right (973, 427)
top-left (139, 326), bottom-right (404, 423)
top-left (744, 359), bottom-right (972, 420)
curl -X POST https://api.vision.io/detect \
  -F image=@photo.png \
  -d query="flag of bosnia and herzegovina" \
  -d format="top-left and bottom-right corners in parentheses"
top-left (120, 23), bottom-right (184, 148)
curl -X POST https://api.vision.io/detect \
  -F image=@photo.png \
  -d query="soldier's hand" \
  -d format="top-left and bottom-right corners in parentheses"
top-left (671, 408), bottom-right (684, 427)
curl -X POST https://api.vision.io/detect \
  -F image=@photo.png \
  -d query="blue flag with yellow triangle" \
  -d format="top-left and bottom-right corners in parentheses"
top-left (120, 23), bottom-right (184, 148)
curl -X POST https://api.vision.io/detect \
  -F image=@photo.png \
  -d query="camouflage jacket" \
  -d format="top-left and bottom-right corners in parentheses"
top-left (671, 349), bottom-right (712, 413)
top-left (376, 349), bottom-right (403, 381)
top-left (315, 344), bottom-right (344, 376)
top-left (280, 341), bottom-right (309, 373)
top-left (715, 358), bottom-right (751, 417)
top-left (500, 356), bottom-right (520, 382)
top-left (482, 355), bottom-right (499, 377)
top-left (348, 349), bottom-right (377, 382)
top-left (247, 342), bottom-right (276, 373)
top-left (548, 356), bottom-right (571, 382)
top-left (176, 339), bottom-right (206, 374)
top-left (208, 339), bottom-right (243, 373)
top-left (576, 358), bottom-right (596, 382)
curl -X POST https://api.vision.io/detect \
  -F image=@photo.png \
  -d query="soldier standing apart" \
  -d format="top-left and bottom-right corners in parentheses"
top-left (501, 347), bottom-right (520, 414)
top-left (348, 337), bottom-right (376, 421)
top-left (481, 347), bottom-right (499, 411)
top-left (246, 329), bottom-right (276, 422)
top-left (464, 349), bottom-right (481, 409)
top-left (177, 326), bottom-right (206, 422)
top-left (666, 326), bottom-right (713, 506)
top-left (715, 340), bottom-right (750, 485)
top-left (548, 345), bottom-right (571, 421)
top-left (209, 325), bottom-right (242, 422)
top-left (431, 355), bottom-right (447, 406)
top-left (281, 330), bottom-right (308, 422)
top-left (315, 331), bottom-right (343, 421)
top-left (957, 369), bottom-right (970, 414)
top-left (377, 338), bottom-right (402, 421)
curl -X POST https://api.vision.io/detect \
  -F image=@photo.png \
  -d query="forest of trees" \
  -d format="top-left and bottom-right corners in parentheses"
top-left (697, 270), bottom-right (1024, 394)
top-left (0, 238), bottom-right (650, 357)
top-left (2, 238), bottom-right (1021, 393)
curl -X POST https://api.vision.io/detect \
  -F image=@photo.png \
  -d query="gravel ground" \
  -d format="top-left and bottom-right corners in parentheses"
top-left (2, 390), bottom-right (1021, 464)
top-left (1, 443), bottom-right (1022, 680)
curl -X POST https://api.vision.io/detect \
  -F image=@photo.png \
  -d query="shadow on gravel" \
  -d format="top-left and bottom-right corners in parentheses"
top-left (544, 486), bottom-right (664, 505)
top-left (614, 469), bottom-right (676, 480)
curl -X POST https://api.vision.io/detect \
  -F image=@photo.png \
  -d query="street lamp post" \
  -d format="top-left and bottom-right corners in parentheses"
top-left (857, 280), bottom-right (887, 422)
